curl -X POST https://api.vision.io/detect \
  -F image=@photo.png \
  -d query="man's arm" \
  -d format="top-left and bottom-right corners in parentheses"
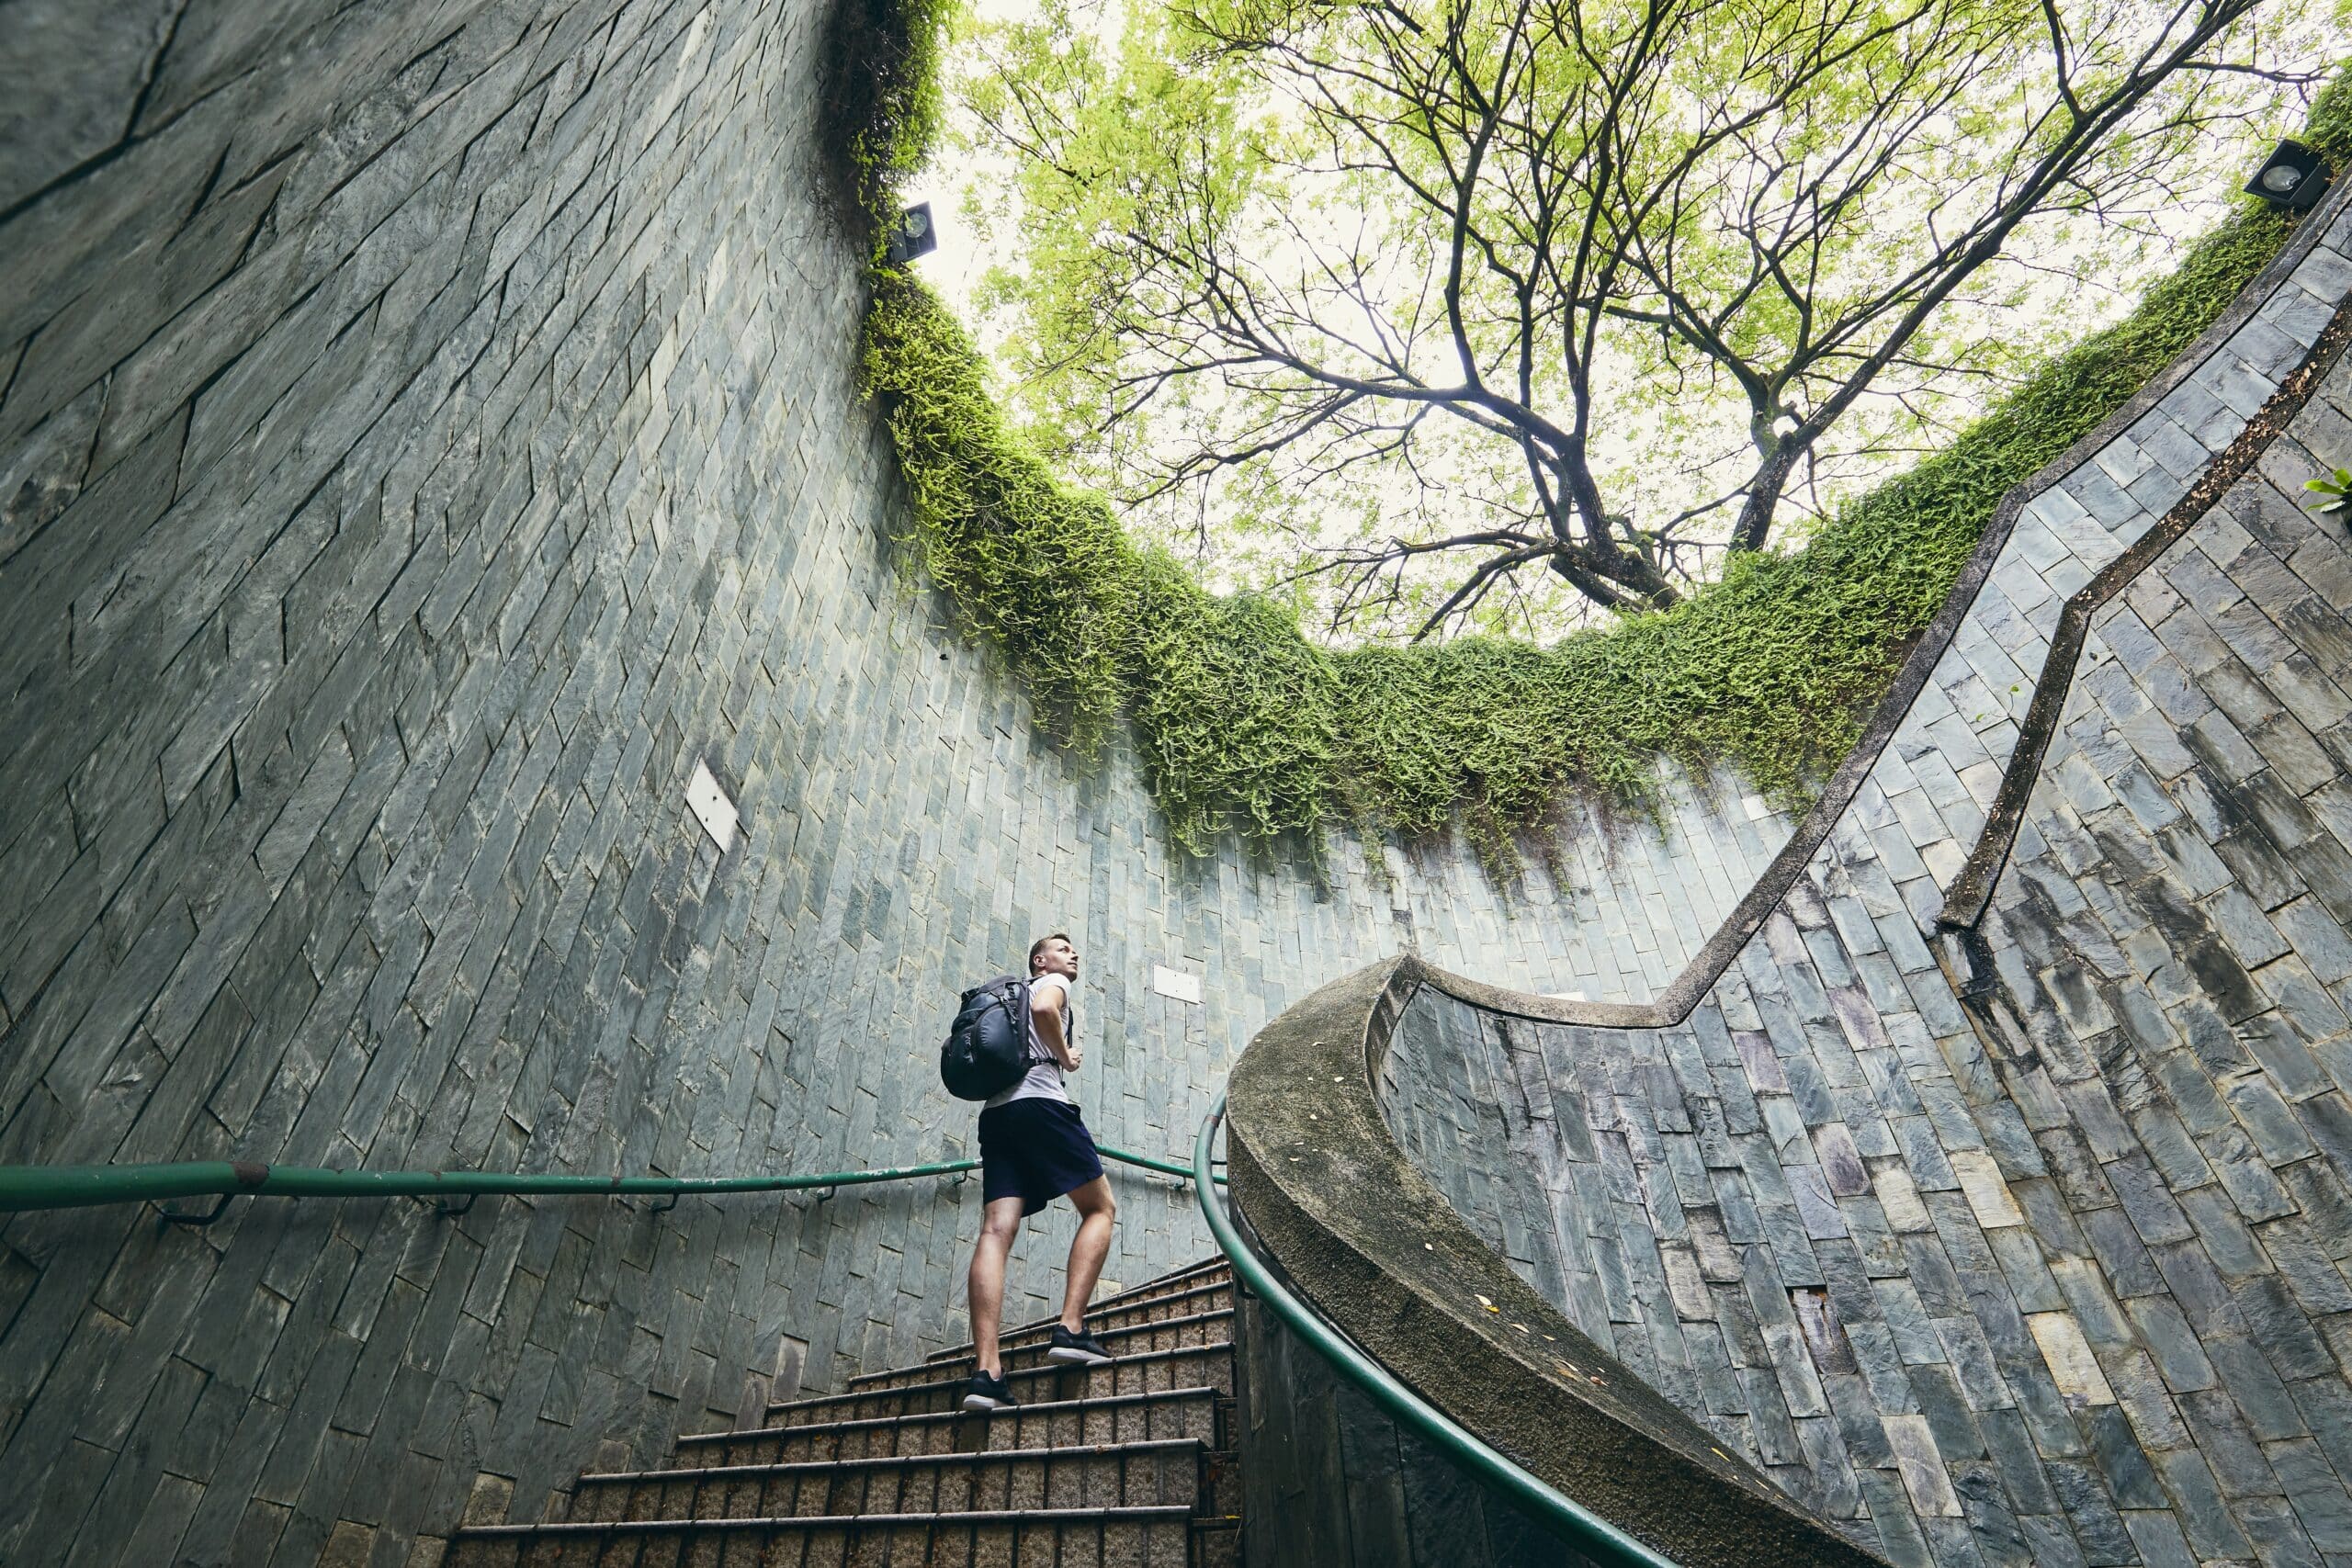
top-left (1032, 983), bottom-right (1080, 1073)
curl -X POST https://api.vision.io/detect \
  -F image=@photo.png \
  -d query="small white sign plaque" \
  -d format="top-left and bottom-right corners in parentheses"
top-left (686, 761), bottom-right (740, 852)
top-left (1151, 964), bottom-right (1203, 1004)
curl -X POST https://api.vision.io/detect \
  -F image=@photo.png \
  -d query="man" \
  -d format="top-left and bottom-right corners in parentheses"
top-left (962, 932), bottom-right (1118, 1412)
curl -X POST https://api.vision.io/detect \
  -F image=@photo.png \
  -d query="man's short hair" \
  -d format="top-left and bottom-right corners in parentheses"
top-left (1029, 932), bottom-right (1072, 974)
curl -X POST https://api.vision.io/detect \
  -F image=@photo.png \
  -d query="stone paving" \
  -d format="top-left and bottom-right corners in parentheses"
top-left (1383, 204), bottom-right (2352, 1566)
top-left (0, 0), bottom-right (1786, 1562)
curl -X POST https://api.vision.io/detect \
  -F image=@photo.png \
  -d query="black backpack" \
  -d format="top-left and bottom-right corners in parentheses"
top-left (941, 975), bottom-right (1033, 1101)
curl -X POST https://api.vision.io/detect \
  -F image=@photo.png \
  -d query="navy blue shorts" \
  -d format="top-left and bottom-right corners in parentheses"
top-left (978, 1098), bottom-right (1104, 1216)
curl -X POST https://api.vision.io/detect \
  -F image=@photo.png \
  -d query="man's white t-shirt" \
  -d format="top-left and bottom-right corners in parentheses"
top-left (984, 971), bottom-right (1075, 1110)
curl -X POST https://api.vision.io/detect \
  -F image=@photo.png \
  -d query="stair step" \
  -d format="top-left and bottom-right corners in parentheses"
top-left (474, 1258), bottom-right (1238, 1567)
top-left (563, 1438), bottom-right (1204, 1523)
top-left (1096, 1258), bottom-right (1231, 1304)
top-left (922, 1284), bottom-right (1235, 1367)
top-left (1193, 1516), bottom-right (1243, 1568)
top-left (447, 1505), bottom-right (1193, 1566)
top-left (677, 1386), bottom-right (1227, 1466)
top-left (864, 1310), bottom-right (1234, 1390)
top-left (767, 1343), bottom-right (1237, 1426)
top-left (964, 1259), bottom-right (1230, 1343)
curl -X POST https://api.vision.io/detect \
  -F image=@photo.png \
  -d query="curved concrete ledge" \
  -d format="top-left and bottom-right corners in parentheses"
top-left (1937, 284), bottom-right (2352, 930)
top-left (1226, 954), bottom-right (1883, 1567)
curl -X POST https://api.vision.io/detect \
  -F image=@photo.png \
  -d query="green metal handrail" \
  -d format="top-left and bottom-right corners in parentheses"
top-left (1193, 1094), bottom-right (1678, 1568)
top-left (0, 1140), bottom-right (1219, 1215)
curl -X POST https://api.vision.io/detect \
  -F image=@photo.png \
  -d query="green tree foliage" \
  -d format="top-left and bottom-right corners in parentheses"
top-left (865, 276), bottom-right (1340, 847)
top-left (955, 0), bottom-right (2333, 632)
top-left (846, 0), bottom-right (2351, 859)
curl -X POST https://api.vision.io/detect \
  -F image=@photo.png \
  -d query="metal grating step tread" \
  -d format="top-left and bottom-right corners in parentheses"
top-left (995, 1259), bottom-right (1228, 1326)
top-left (578, 1437), bottom-right (1205, 1488)
top-left (447, 1507), bottom-right (1201, 1568)
top-left (940, 1261), bottom-right (1230, 1346)
top-left (765, 1340), bottom-right (1236, 1421)
top-left (924, 1281), bottom-right (1236, 1365)
top-left (864, 1308), bottom-right (1234, 1389)
top-left (1097, 1258), bottom-right (1231, 1299)
top-left (456, 1504), bottom-right (1198, 1538)
top-left (677, 1385), bottom-right (1226, 1457)
top-left (559, 1437), bottom-right (1207, 1526)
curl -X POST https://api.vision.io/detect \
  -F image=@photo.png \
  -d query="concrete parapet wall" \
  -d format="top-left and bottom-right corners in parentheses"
top-left (1230, 1288), bottom-right (1600, 1568)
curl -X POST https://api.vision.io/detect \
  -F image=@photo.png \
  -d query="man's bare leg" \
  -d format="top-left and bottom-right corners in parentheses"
top-left (969, 1197), bottom-right (1024, 1377)
top-left (1058, 1178), bottom-right (1117, 1331)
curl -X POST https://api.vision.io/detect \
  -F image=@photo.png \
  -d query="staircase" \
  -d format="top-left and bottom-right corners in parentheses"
top-left (448, 1258), bottom-right (1240, 1567)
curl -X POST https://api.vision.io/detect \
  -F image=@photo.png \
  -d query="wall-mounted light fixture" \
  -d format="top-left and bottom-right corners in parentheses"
top-left (886, 202), bottom-right (938, 265)
top-left (2247, 141), bottom-right (2331, 210)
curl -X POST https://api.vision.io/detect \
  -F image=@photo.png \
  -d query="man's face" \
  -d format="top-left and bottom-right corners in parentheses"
top-left (1035, 937), bottom-right (1079, 980)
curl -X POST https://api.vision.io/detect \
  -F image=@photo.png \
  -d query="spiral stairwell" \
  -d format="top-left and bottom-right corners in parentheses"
top-left (444, 1260), bottom-right (1242, 1567)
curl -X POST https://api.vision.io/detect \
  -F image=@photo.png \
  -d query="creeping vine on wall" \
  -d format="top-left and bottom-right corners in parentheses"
top-left (820, 0), bottom-right (953, 219)
top-left (842, 8), bottom-right (2352, 860)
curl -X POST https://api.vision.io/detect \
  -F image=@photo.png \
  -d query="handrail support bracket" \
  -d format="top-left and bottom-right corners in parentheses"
top-left (154, 1193), bottom-right (235, 1228)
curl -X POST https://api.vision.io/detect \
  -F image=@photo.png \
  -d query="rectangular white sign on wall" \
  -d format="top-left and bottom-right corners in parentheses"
top-left (1152, 964), bottom-right (1203, 1004)
top-left (686, 761), bottom-right (740, 852)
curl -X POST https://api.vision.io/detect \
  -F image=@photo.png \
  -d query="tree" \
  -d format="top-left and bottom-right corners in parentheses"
top-left (953, 0), bottom-right (2326, 634)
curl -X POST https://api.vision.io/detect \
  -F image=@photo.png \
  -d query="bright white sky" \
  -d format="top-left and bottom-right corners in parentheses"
top-left (920, 0), bottom-right (1103, 307)
top-left (904, 0), bottom-right (2346, 637)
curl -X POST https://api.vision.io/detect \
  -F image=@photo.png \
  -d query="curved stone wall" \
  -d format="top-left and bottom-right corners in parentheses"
top-left (1369, 197), bottom-right (2352, 1567)
top-left (3, 0), bottom-right (2339, 1558)
top-left (0, 0), bottom-right (1784, 1562)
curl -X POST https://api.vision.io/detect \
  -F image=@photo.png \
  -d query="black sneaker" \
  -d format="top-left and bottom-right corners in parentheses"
top-left (1046, 1324), bottom-right (1114, 1367)
top-left (960, 1371), bottom-right (1017, 1412)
